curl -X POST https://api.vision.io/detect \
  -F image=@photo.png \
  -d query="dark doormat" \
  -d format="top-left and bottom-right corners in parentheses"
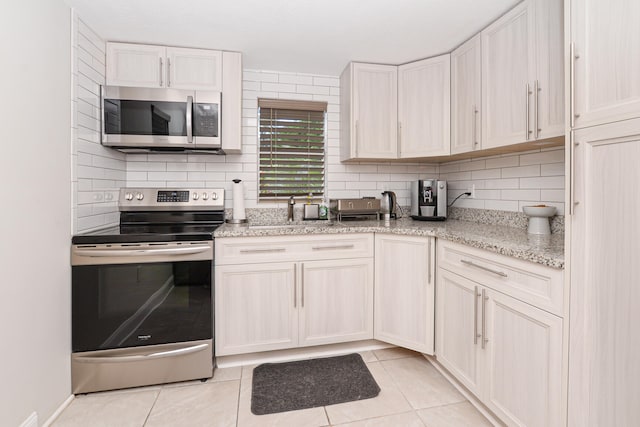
top-left (251, 353), bottom-right (381, 415)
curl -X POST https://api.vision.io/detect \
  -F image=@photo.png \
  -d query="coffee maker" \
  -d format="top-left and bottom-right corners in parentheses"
top-left (411, 180), bottom-right (447, 220)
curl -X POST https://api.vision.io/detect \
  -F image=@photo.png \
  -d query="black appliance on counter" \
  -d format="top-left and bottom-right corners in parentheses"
top-left (71, 188), bottom-right (224, 394)
top-left (411, 179), bottom-right (447, 221)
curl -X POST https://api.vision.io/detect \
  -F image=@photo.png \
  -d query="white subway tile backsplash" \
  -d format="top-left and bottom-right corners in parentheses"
top-left (485, 155), bottom-right (520, 169)
top-left (296, 84), bottom-right (331, 95)
top-left (519, 149), bottom-right (564, 166)
top-left (483, 178), bottom-right (520, 189)
top-left (541, 162), bottom-right (565, 176)
top-left (312, 77), bottom-right (340, 87)
top-left (519, 176), bottom-right (565, 189)
top-left (278, 74), bottom-right (313, 85)
top-left (471, 169), bottom-right (501, 180)
top-left (261, 82), bottom-right (296, 92)
top-left (146, 171), bottom-right (188, 182)
top-left (501, 164), bottom-right (540, 178)
top-left (501, 189), bottom-right (541, 201)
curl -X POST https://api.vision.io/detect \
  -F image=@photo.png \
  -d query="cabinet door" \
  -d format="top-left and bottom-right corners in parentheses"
top-left (571, 0), bottom-right (640, 129)
top-left (298, 258), bottom-right (374, 347)
top-left (215, 263), bottom-right (297, 356)
top-left (484, 289), bottom-right (563, 427)
top-left (398, 55), bottom-right (450, 158)
top-left (221, 51), bottom-right (243, 153)
top-left (166, 47), bottom-right (222, 91)
top-left (569, 119), bottom-right (640, 426)
top-left (451, 35), bottom-right (482, 154)
top-left (374, 235), bottom-right (434, 354)
top-left (534, 0), bottom-right (564, 139)
top-left (106, 42), bottom-right (165, 88)
top-left (482, 1), bottom-right (535, 148)
top-left (352, 63), bottom-right (398, 159)
top-left (436, 270), bottom-right (482, 396)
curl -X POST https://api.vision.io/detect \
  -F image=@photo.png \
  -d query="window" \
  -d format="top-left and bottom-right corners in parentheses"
top-left (258, 98), bottom-right (327, 200)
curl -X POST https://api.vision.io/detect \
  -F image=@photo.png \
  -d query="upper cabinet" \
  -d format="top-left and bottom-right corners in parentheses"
top-left (481, 0), bottom-right (563, 149)
top-left (106, 42), bottom-right (223, 91)
top-left (570, 0), bottom-right (640, 129)
top-left (341, 63), bottom-right (398, 160)
top-left (341, 56), bottom-right (450, 161)
top-left (398, 55), bottom-right (451, 158)
top-left (451, 35), bottom-right (482, 155)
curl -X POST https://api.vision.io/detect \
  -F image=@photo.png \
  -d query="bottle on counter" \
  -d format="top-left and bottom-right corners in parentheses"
top-left (319, 196), bottom-right (329, 220)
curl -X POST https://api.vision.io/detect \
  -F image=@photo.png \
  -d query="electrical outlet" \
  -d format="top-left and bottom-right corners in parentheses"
top-left (469, 184), bottom-right (476, 199)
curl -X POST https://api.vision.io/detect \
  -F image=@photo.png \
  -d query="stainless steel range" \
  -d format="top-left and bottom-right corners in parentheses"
top-left (71, 188), bottom-right (224, 394)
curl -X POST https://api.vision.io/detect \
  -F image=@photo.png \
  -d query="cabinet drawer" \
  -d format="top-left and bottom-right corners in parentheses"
top-left (216, 233), bottom-right (373, 265)
top-left (438, 240), bottom-right (564, 316)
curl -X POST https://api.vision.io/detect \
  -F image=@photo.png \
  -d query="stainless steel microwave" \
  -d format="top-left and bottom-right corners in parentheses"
top-left (101, 86), bottom-right (223, 153)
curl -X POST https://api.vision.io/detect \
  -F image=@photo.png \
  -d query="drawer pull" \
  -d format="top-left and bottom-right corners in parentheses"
top-left (460, 259), bottom-right (508, 278)
top-left (311, 244), bottom-right (355, 251)
top-left (239, 248), bottom-right (286, 254)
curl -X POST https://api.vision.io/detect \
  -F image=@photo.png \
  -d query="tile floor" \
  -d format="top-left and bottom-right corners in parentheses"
top-left (52, 348), bottom-right (492, 427)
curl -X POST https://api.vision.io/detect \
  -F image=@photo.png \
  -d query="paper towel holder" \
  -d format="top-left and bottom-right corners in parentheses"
top-left (226, 178), bottom-right (248, 225)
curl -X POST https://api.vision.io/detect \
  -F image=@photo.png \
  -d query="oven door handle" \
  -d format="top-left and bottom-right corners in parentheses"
top-left (74, 245), bottom-right (211, 258)
top-left (74, 343), bottom-right (209, 364)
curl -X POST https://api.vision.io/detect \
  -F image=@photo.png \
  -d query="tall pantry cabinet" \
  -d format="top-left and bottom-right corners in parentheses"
top-left (567, 0), bottom-right (640, 425)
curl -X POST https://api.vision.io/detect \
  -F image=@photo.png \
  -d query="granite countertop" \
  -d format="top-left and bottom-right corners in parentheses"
top-left (214, 217), bottom-right (565, 269)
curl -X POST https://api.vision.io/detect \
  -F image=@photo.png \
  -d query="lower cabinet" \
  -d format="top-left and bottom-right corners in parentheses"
top-left (215, 234), bottom-right (374, 356)
top-left (437, 241), bottom-right (565, 427)
top-left (374, 234), bottom-right (435, 354)
top-left (215, 262), bottom-right (298, 355)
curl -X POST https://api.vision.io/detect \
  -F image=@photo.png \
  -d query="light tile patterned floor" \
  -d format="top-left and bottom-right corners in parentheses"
top-left (52, 349), bottom-right (492, 427)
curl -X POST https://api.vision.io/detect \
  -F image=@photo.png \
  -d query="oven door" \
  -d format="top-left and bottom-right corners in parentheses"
top-left (101, 86), bottom-right (221, 150)
top-left (71, 241), bottom-right (213, 353)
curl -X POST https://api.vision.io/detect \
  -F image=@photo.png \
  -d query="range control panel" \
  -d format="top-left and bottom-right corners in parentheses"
top-left (119, 188), bottom-right (225, 211)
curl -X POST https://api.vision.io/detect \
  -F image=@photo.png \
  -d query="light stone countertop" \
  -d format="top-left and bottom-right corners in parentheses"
top-left (214, 217), bottom-right (565, 269)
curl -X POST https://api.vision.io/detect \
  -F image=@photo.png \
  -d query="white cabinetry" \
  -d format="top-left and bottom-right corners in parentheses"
top-left (215, 234), bottom-right (374, 356)
top-left (106, 42), bottom-right (223, 91)
top-left (568, 118), bottom-right (640, 426)
top-left (398, 55), bottom-right (450, 158)
top-left (570, 0), bottom-right (640, 129)
top-left (340, 63), bottom-right (398, 160)
top-left (221, 51), bottom-right (242, 153)
top-left (481, 0), bottom-right (563, 149)
top-left (437, 240), bottom-right (564, 426)
top-left (299, 258), bottom-right (374, 347)
top-left (451, 35), bottom-right (481, 154)
top-left (374, 234), bottom-right (435, 354)
top-left (215, 262), bottom-right (297, 355)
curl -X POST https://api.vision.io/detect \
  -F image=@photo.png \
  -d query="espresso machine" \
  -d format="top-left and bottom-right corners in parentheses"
top-left (411, 180), bottom-right (447, 220)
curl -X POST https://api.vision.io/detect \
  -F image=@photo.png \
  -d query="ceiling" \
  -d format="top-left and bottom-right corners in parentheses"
top-left (64, 0), bottom-right (519, 76)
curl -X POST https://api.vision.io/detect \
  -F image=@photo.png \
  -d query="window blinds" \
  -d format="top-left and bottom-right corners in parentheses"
top-left (258, 98), bottom-right (327, 200)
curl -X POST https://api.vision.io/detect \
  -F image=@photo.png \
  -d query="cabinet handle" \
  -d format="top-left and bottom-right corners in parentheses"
top-left (472, 105), bottom-right (479, 147)
top-left (570, 139), bottom-right (580, 214)
top-left (570, 43), bottom-right (579, 127)
top-left (239, 248), bottom-right (286, 254)
top-left (534, 79), bottom-right (540, 139)
top-left (474, 286), bottom-right (480, 345)
top-left (481, 288), bottom-right (488, 349)
top-left (397, 122), bottom-right (402, 156)
top-left (186, 95), bottom-right (193, 143)
top-left (525, 83), bottom-right (532, 140)
top-left (293, 263), bottom-right (297, 308)
top-left (427, 238), bottom-right (432, 284)
top-left (159, 58), bottom-right (163, 87)
top-left (167, 58), bottom-right (171, 87)
top-left (311, 244), bottom-right (355, 251)
top-left (460, 259), bottom-right (508, 278)
top-left (355, 120), bottom-right (359, 157)
top-left (301, 263), bottom-right (305, 307)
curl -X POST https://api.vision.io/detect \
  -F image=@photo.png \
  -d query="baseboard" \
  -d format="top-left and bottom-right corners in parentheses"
top-left (216, 339), bottom-right (394, 368)
top-left (424, 355), bottom-right (504, 427)
top-left (42, 394), bottom-right (74, 427)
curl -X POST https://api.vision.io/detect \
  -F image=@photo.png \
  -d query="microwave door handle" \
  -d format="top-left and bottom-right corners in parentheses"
top-left (186, 95), bottom-right (193, 143)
